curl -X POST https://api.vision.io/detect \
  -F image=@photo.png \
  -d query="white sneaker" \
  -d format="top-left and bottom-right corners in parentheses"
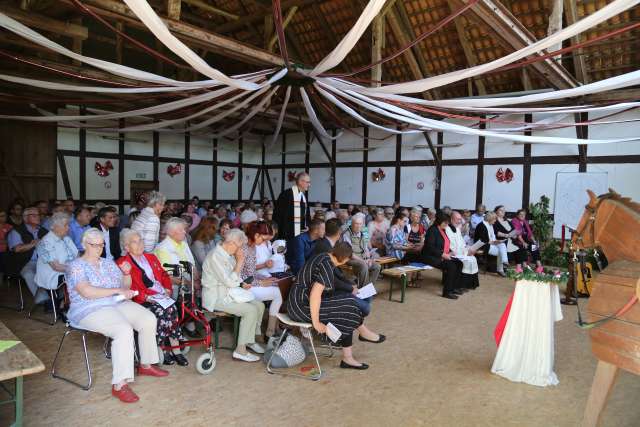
top-left (232, 351), bottom-right (260, 362)
top-left (247, 343), bottom-right (265, 354)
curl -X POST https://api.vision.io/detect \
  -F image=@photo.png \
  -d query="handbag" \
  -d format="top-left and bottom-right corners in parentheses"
top-left (228, 286), bottom-right (255, 303)
top-left (263, 330), bottom-right (307, 368)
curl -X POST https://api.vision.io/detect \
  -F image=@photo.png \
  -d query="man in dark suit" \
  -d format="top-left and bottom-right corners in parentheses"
top-left (274, 172), bottom-right (311, 267)
top-left (90, 206), bottom-right (121, 260)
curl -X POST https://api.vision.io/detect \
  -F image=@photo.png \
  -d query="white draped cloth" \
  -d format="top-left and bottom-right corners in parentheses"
top-left (491, 280), bottom-right (563, 387)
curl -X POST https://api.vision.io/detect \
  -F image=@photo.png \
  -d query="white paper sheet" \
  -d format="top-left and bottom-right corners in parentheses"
top-left (356, 283), bottom-right (377, 299)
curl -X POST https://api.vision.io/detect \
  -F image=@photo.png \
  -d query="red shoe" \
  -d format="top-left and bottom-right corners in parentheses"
top-left (112, 384), bottom-right (139, 403)
top-left (137, 365), bottom-right (169, 377)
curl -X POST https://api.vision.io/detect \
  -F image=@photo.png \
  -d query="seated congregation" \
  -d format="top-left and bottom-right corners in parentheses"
top-left (0, 173), bottom-right (544, 403)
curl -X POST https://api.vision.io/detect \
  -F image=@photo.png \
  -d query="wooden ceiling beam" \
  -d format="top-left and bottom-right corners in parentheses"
top-left (72, 0), bottom-right (285, 67)
top-left (267, 6), bottom-right (298, 51)
top-left (216, 0), bottom-right (316, 34)
top-left (182, 0), bottom-right (239, 21)
top-left (385, 6), bottom-right (435, 100)
top-left (449, 0), bottom-right (577, 90)
top-left (0, 4), bottom-right (89, 40)
top-left (448, 10), bottom-right (487, 95)
top-left (564, 0), bottom-right (589, 84)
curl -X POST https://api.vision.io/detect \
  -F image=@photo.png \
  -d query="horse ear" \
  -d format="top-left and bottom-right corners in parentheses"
top-left (587, 189), bottom-right (598, 205)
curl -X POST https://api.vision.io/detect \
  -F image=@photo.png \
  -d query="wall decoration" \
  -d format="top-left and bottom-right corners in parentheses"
top-left (496, 167), bottom-right (515, 183)
top-left (223, 170), bottom-right (236, 182)
top-left (417, 181), bottom-right (424, 190)
top-left (371, 168), bottom-right (386, 182)
top-left (167, 163), bottom-right (182, 177)
top-left (94, 160), bottom-right (113, 177)
top-left (287, 170), bottom-right (297, 182)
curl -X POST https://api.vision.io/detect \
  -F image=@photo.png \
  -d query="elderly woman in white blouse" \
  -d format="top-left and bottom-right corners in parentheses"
top-left (201, 228), bottom-right (265, 363)
top-left (35, 212), bottom-right (78, 309)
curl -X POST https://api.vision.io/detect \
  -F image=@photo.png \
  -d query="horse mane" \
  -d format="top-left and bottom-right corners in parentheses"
top-left (599, 188), bottom-right (640, 215)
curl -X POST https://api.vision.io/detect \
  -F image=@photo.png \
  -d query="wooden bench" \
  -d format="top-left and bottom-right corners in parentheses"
top-left (380, 266), bottom-right (425, 303)
top-left (339, 256), bottom-right (401, 280)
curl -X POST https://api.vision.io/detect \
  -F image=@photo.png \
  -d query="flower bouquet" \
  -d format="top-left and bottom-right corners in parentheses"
top-left (505, 265), bottom-right (569, 284)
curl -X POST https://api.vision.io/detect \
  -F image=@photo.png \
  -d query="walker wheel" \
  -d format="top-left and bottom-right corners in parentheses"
top-left (196, 353), bottom-right (216, 374)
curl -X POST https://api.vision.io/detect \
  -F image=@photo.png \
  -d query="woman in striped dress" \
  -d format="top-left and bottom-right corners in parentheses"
top-left (287, 242), bottom-right (368, 370)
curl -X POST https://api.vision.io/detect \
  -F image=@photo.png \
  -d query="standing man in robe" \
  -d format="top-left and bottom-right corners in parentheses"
top-left (274, 172), bottom-right (311, 269)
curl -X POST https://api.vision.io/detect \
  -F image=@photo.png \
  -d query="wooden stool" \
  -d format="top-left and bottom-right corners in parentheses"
top-left (210, 311), bottom-right (240, 351)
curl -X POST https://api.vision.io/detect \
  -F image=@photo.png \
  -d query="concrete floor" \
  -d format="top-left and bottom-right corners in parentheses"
top-left (1, 270), bottom-right (639, 427)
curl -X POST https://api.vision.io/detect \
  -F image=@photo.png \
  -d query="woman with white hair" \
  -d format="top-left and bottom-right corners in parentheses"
top-left (131, 191), bottom-right (166, 253)
top-left (201, 228), bottom-right (266, 362)
top-left (118, 229), bottom-right (187, 367)
top-left (35, 212), bottom-right (78, 310)
top-left (66, 228), bottom-right (167, 403)
top-left (155, 217), bottom-right (199, 288)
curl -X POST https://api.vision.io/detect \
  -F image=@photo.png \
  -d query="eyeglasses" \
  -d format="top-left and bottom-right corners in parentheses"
top-left (86, 242), bottom-right (105, 248)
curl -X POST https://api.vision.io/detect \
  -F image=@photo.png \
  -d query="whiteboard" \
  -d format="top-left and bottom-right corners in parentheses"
top-left (553, 172), bottom-right (608, 238)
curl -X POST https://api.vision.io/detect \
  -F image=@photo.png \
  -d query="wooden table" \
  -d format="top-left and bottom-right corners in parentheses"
top-left (0, 320), bottom-right (44, 427)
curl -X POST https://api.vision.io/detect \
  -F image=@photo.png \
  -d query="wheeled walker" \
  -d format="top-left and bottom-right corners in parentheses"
top-left (160, 261), bottom-right (216, 374)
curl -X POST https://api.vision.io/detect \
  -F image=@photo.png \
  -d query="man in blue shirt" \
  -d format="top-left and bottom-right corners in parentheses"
top-left (69, 207), bottom-right (92, 252)
top-left (288, 219), bottom-right (325, 275)
top-left (7, 207), bottom-right (48, 303)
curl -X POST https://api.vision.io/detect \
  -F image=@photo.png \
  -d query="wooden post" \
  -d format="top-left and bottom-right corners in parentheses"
top-left (371, 15), bottom-right (384, 87)
top-left (582, 361), bottom-right (619, 427)
top-left (115, 22), bottom-right (124, 64)
top-left (167, 0), bottom-right (181, 20)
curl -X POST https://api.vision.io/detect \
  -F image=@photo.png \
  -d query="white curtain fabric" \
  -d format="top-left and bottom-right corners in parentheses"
top-left (316, 82), bottom-right (640, 144)
top-left (122, 0), bottom-right (260, 90)
top-left (0, 12), bottom-right (226, 88)
top-left (300, 87), bottom-right (342, 140)
top-left (321, 68), bottom-right (640, 109)
top-left (0, 69), bottom-right (287, 126)
top-left (335, 0), bottom-right (639, 94)
top-left (308, 0), bottom-right (387, 76)
top-left (491, 280), bottom-right (563, 387)
top-left (267, 85), bottom-right (291, 148)
top-left (0, 70), bottom-right (274, 94)
top-left (209, 87), bottom-right (279, 138)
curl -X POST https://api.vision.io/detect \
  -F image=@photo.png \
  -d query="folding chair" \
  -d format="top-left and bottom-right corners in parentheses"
top-left (0, 274), bottom-right (25, 311)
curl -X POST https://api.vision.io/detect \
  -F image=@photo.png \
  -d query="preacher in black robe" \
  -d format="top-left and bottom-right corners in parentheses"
top-left (273, 173), bottom-right (311, 240)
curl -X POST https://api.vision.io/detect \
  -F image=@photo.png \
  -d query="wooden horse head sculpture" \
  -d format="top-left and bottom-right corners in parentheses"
top-left (575, 189), bottom-right (640, 427)
top-left (572, 188), bottom-right (640, 264)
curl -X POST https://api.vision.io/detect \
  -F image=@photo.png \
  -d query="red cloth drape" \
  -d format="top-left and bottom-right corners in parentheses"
top-left (494, 292), bottom-right (515, 346)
